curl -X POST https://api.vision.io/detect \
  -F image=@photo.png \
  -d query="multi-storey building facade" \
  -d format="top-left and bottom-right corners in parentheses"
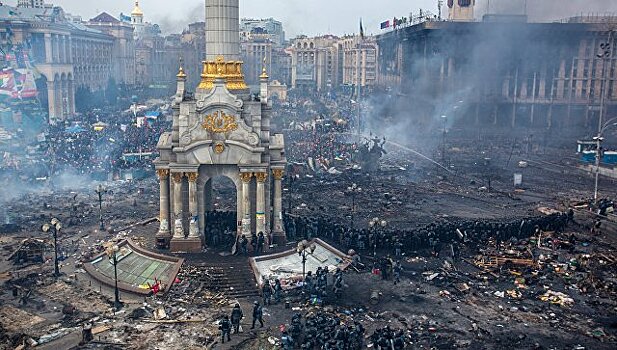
top-left (340, 36), bottom-right (378, 88)
top-left (0, 4), bottom-right (123, 122)
top-left (241, 31), bottom-right (273, 87)
top-left (376, 16), bottom-right (617, 129)
top-left (240, 18), bottom-right (285, 47)
top-left (87, 12), bottom-right (136, 86)
top-left (290, 35), bottom-right (378, 91)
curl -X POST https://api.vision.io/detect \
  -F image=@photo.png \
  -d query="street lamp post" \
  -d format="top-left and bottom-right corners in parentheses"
top-left (106, 245), bottom-right (123, 310)
top-left (593, 116), bottom-right (617, 204)
top-left (594, 29), bottom-right (614, 205)
top-left (42, 218), bottom-right (62, 277)
top-left (95, 184), bottom-right (108, 231)
top-left (297, 240), bottom-right (316, 281)
top-left (346, 183), bottom-right (362, 229)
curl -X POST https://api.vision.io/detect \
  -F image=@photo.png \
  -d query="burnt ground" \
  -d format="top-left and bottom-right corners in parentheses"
top-left (0, 130), bottom-right (615, 349)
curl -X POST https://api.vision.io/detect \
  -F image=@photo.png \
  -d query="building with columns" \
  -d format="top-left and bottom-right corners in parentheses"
top-left (87, 12), bottom-right (136, 87)
top-left (154, 0), bottom-right (287, 253)
top-left (290, 34), bottom-right (378, 91)
top-left (376, 15), bottom-right (617, 130)
top-left (0, 4), bottom-right (134, 123)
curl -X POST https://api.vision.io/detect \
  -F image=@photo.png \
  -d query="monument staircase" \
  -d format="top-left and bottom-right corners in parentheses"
top-left (183, 253), bottom-right (260, 299)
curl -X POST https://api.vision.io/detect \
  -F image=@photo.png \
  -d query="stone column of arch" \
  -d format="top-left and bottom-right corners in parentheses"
top-left (240, 172), bottom-right (253, 236)
top-left (255, 172), bottom-right (267, 235)
top-left (272, 169), bottom-right (284, 235)
top-left (157, 169), bottom-right (170, 236)
top-left (172, 172), bottom-right (185, 238)
top-left (186, 172), bottom-right (200, 238)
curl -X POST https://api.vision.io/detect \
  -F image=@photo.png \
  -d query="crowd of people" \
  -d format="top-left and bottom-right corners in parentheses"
top-left (283, 211), bottom-right (571, 259)
top-left (0, 105), bottom-right (168, 181)
top-left (204, 211), bottom-right (236, 246)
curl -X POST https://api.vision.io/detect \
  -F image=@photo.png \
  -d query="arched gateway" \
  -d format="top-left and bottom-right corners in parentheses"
top-left (154, 0), bottom-right (286, 253)
top-left (154, 69), bottom-right (286, 252)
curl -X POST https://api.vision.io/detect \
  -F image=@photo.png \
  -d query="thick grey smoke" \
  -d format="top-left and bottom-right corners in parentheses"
top-left (153, 3), bottom-right (204, 34)
top-left (361, 0), bottom-right (617, 160)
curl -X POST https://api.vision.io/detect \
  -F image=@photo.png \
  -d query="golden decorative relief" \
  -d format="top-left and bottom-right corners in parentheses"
top-left (272, 169), bottom-right (284, 180)
top-left (255, 172), bottom-right (268, 183)
top-left (240, 172), bottom-right (253, 183)
top-left (171, 172), bottom-right (184, 183)
top-left (202, 111), bottom-right (238, 134)
top-left (156, 169), bottom-right (169, 179)
top-left (198, 56), bottom-right (248, 90)
top-left (186, 172), bottom-right (198, 183)
top-left (214, 143), bottom-right (225, 154)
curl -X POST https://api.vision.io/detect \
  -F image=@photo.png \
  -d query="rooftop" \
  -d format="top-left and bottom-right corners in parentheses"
top-left (84, 239), bottom-right (184, 295)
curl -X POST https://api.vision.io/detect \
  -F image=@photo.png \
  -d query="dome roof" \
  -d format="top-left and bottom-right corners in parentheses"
top-left (131, 1), bottom-right (143, 16)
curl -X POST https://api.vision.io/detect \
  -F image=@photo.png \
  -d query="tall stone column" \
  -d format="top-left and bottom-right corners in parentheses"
top-left (187, 172), bottom-right (199, 238)
top-left (255, 172), bottom-right (267, 235)
top-left (44, 33), bottom-right (52, 64)
top-left (68, 79), bottom-right (75, 115)
top-left (47, 81), bottom-right (57, 124)
top-left (60, 36), bottom-right (66, 63)
top-left (172, 172), bottom-right (184, 239)
top-left (240, 172), bottom-right (252, 236)
top-left (157, 169), bottom-right (170, 238)
top-left (272, 169), bottom-right (285, 238)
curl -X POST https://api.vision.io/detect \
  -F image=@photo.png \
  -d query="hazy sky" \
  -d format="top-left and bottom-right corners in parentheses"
top-left (7, 1), bottom-right (617, 38)
top-left (9, 0), bottom-right (427, 37)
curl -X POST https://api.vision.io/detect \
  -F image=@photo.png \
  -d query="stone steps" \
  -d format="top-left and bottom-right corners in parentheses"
top-left (191, 258), bottom-right (260, 298)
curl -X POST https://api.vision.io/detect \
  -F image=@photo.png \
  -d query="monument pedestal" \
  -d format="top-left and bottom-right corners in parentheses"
top-left (271, 231), bottom-right (287, 245)
top-left (170, 237), bottom-right (202, 253)
top-left (155, 231), bottom-right (172, 249)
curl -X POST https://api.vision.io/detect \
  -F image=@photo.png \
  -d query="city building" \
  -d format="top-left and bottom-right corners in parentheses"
top-left (290, 35), bottom-right (378, 91)
top-left (130, 1), bottom-right (145, 39)
top-left (448, 0), bottom-right (475, 22)
top-left (240, 18), bottom-right (285, 47)
top-left (241, 29), bottom-right (273, 87)
top-left (180, 22), bottom-right (206, 89)
top-left (0, 4), bottom-right (120, 122)
top-left (290, 35), bottom-right (340, 91)
top-left (130, 2), bottom-right (177, 94)
top-left (376, 15), bottom-right (617, 129)
top-left (17, 0), bottom-right (48, 9)
top-left (87, 12), bottom-right (136, 86)
top-left (340, 36), bottom-right (378, 88)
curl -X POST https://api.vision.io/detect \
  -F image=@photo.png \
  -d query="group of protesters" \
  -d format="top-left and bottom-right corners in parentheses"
top-left (283, 212), bottom-right (571, 258)
top-left (0, 105), bottom-right (169, 181)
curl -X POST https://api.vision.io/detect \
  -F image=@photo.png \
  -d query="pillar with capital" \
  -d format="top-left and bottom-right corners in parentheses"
top-left (186, 172), bottom-right (200, 238)
top-left (156, 169), bottom-right (171, 240)
top-left (171, 172), bottom-right (184, 239)
top-left (272, 169), bottom-right (285, 242)
top-left (240, 172), bottom-right (252, 236)
top-left (47, 80), bottom-right (58, 123)
top-left (255, 172), bottom-right (267, 235)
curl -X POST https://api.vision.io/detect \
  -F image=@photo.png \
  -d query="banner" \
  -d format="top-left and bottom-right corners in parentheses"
top-left (0, 70), bottom-right (16, 97)
top-left (380, 20), bottom-right (390, 29)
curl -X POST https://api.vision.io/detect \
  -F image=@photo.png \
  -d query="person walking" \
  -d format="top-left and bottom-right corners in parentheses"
top-left (251, 301), bottom-right (264, 329)
top-left (230, 303), bottom-right (243, 334)
top-left (219, 315), bottom-right (232, 343)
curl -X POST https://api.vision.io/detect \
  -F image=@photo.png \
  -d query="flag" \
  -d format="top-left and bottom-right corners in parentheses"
top-left (360, 18), bottom-right (365, 39)
top-left (119, 12), bottom-right (131, 22)
top-left (380, 20), bottom-right (390, 29)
